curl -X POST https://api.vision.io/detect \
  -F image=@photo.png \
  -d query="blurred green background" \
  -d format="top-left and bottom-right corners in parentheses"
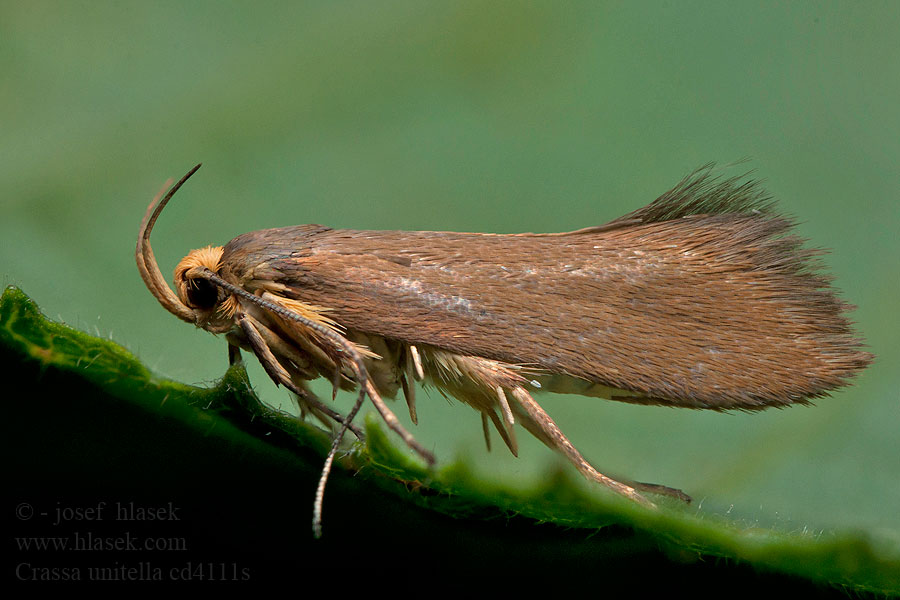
top-left (2, 0), bottom-right (897, 547)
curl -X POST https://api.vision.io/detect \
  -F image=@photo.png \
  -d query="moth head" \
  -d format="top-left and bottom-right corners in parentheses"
top-left (137, 164), bottom-right (236, 333)
top-left (172, 246), bottom-right (239, 331)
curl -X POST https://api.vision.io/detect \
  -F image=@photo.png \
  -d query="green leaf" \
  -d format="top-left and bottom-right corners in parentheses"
top-left (3, 285), bottom-right (898, 593)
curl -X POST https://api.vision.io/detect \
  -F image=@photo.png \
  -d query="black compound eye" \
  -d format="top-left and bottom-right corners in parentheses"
top-left (186, 278), bottom-right (219, 309)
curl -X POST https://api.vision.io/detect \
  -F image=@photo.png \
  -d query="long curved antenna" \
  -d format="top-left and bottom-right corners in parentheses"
top-left (136, 164), bottom-right (202, 323)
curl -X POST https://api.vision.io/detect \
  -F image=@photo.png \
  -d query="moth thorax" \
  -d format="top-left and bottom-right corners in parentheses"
top-left (174, 245), bottom-right (225, 310)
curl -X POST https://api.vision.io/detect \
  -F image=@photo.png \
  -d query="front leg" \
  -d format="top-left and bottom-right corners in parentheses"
top-left (236, 313), bottom-right (365, 440)
top-left (226, 334), bottom-right (243, 366)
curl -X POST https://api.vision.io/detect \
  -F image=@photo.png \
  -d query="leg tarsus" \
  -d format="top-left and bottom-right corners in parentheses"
top-left (237, 313), bottom-right (364, 439)
top-left (400, 371), bottom-right (418, 425)
top-left (481, 412), bottom-right (492, 452)
top-left (228, 343), bottom-right (242, 366)
top-left (626, 480), bottom-right (692, 503)
top-left (509, 386), bottom-right (668, 508)
top-left (486, 408), bottom-right (518, 456)
top-left (362, 378), bottom-right (435, 467)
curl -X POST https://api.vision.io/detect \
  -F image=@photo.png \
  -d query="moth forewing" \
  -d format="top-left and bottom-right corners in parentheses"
top-left (138, 164), bottom-right (872, 533)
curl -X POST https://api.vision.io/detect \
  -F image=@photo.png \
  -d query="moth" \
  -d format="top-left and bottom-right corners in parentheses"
top-left (137, 164), bottom-right (872, 535)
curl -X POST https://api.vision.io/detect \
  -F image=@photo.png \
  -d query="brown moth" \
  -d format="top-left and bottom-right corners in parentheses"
top-left (137, 164), bottom-right (872, 535)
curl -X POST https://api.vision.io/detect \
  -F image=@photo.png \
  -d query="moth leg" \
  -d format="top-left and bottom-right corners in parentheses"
top-left (408, 344), bottom-right (425, 380)
top-left (310, 335), bottom-right (433, 466)
top-left (479, 410), bottom-right (521, 454)
top-left (506, 387), bottom-right (690, 502)
top-left (227, 339), bottom-right (242, 366)
top-left (236, 290), bottom-right (434, 466)
top-left (359, 376), bottom-right (435, 467)
top-left (622, 480), bottom-right (692, 503)
top-left (422, 349), bottom-right (521, 455)
top-left (240, 317), bottom-right (356, 432)
top-left (225, 330), bottom-right (339, 431)
top-left (481, 413), bottom-right (491, 452)
top-left (331, 368), bottom-right (341, 402)
top-left (485, 408), bottom-right (518, 456)
top-left (508, 387), bottom-right (656, 508)
top-left (237, 313), bottom-right (365, 440)
top-left (495, 386), bottom-right (515, 430)
top-left (283, 377), bottom-right (345, 434)
top-left (243, 316), bottom-right (318, 379)
top-left (250, 316), bottom-right (366, 439)
top-left (426, 349), bottom-right (665, 486)
top-left (400, 371), bottom-right (418, 425)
